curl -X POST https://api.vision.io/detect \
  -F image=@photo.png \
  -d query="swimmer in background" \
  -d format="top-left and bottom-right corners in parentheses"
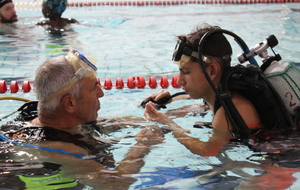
top-left (0, 0), bottom-right (18, 33)
top-left (36, 0), bottom-right (79, 30)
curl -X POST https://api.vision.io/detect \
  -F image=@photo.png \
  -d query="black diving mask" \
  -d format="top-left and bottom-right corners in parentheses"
top-left (172, 40), bottom-right (199, 62)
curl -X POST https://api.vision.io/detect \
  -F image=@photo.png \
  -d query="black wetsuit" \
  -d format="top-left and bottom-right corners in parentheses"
top-left (0, 101), bottom-right (115, 167)
top-left (0, 101), bottom-right (120, 189)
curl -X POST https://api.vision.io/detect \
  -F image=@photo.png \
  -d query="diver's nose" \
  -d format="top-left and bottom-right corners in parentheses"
top-left (97, 85), bottom-right (104, 98)
top-left (177, 73), bottom-right (186, 86)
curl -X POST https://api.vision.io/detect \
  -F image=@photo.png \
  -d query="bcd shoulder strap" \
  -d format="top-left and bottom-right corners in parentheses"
top-left (218, 63), bottom-right (295, 140)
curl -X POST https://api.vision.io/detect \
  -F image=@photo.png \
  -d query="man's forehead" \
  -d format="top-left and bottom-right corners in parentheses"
top-left (83, 76), bottom-right (97, 86)
top-left (179, 61), bottom-right (194, 68)
top-left (1, 2), bottom-right (13, 9)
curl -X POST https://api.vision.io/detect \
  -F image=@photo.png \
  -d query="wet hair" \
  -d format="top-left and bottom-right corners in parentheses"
top-left (0, 0), bottom-right (12, 9)
top-left (44, 0), bottom-right (67, 16)
top-left (34, 55), bottom-right (83, 113)
top-left (176, 23), bottom-right (232, 73)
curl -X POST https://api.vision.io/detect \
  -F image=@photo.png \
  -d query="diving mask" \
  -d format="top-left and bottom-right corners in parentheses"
top-left (172, 40), bottom-right (199, 62)
top-left (172, 40), bottom-right (211, 65)
top-left (42, 49), bottom-right (97, 103)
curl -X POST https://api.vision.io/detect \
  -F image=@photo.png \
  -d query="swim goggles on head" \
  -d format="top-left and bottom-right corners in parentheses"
top-left (42, 49), bottom-right (97, 103)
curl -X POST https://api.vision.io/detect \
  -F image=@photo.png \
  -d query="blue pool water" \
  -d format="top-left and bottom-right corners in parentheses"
top-left (0, 3), bottom-right (300, 189)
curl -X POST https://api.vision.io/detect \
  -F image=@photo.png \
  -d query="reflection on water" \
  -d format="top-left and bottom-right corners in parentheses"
top-left (0, 3), bottom-right (300, 190)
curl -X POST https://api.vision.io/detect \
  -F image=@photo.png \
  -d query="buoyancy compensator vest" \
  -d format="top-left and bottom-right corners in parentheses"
top-left (198, 30), bottom-right (298, 141)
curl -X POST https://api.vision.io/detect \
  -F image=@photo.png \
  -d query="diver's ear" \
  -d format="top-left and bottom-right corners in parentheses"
top-left (206, 60), bottom-right (220, 80)
top-left (46, 10), bottom-right (52, 17)
top-left (62, 94), bottom-right (75, 113)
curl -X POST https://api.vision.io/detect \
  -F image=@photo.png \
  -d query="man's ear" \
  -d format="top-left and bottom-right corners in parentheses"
top-left (61, 94), bottom-right (76, 113)
top-left (206, 60), bottom-right (220, 80)
top-left (46, 10), bottom-right (52, 17)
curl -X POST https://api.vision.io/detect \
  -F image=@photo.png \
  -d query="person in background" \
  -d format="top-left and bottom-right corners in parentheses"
top-left (36, 0), bottom-right (78, 29)
top-left (143, 23), bottom-right (261, 157)
top-left (0, 48), bottom-right (164, 189)
top-left (0, 0), bottom-right (18, 33)
top-left (0, 0), bottom-right (17, 24)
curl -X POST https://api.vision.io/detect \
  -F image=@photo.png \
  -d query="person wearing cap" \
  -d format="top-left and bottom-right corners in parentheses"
top-left (0, 48), bottom-right (164, 188)
top-left (0, 0), bottom-right (17, 24)
top-left (143, 23), bottom-right (261, 157)
top-left (36, 0), bottom-right (78, 29)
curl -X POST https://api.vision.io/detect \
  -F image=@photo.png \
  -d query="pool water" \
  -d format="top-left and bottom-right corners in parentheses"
top-left (0, 3), bottom-right (300, 190)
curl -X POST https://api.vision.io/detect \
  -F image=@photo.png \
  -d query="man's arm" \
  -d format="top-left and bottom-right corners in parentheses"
top-left (116, 126), bottom-right (164, 174)
top-left (144, 101), bottom-right (233, 157)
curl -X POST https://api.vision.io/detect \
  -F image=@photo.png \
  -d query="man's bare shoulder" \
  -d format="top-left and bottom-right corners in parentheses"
top-left (63, 18), bottom-right (79, 24)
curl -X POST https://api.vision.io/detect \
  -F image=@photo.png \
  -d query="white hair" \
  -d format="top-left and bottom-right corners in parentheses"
top-left (34, 55), bottom-right (83, 113)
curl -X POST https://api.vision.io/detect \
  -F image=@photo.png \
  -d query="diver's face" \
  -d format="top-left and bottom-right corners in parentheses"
top-left (177, 61), bottom-right (212, 100)
top-left (74, 77), bottom-right (104, 122)
top-left (0, 2), bottom-right (17, 23)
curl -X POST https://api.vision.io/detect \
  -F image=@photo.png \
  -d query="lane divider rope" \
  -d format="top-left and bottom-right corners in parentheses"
top-left (0, 75), bottom-right (181, 93)
top-left (14, 0), bottom-right (300, 7)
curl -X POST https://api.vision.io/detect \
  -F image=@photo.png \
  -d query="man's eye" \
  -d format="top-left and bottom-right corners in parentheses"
top-left (180, 70), bottom-right (190, 75)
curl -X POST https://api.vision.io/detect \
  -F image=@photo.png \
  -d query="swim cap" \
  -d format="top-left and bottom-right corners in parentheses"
top-left (44, 0), bottom-right (67, 15)
top-left (0, 0), bottom-right (12, 9)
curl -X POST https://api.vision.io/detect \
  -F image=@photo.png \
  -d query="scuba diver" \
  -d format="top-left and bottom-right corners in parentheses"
top-left (0, 48), bottom-right (164, 189)
top-left (142, 23), bottom-right (300, 157)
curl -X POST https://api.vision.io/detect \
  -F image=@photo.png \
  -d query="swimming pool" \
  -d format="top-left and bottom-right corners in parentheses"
top-left (1, 2), bottom-right (300, 189)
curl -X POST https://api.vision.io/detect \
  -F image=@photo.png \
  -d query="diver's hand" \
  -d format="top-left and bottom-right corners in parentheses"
top-left (144, 102), bottom-right (190, 133)
top-left (135, 126), bottom-right (164, 146)
top-left (144, 102), bottom-right (169, 123)
top-left (148, 90), bottom-right (171, 103)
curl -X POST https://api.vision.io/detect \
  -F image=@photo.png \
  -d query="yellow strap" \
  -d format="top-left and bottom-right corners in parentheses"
top-left (0, 96), bottom-right (31, 102)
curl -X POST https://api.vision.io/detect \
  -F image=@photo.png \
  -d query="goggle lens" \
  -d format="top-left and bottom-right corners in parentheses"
top-left (72, 49), bottom-right (97, 71)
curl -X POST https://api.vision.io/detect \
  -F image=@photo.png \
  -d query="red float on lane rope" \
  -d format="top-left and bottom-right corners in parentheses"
top-left (10, 81), bottom-right (19, 93)
top-left (148, 76), bottom-right (157, 89)
top-left (116, 77), bottom-right (124, 89)
top-left (127, 76), bottom-right (136, 89)
top-left (137, 76), bottom-right (146, 89)
top-left (22, 81), bottom-right (31, 93)
top-left (171, 75), bottom-right (181, 88)
top-left (104, 78), bottom-right (113, 90)
top-left (0, 80), bottom-right (7, 93)
top-left (160, 76), bottom-right (169, 88)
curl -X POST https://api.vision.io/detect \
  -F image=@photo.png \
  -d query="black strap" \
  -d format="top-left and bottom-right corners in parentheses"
top-left (218, 65), bottom-right (252, 140)
top-left (140, 91), bottom-right (188, 110)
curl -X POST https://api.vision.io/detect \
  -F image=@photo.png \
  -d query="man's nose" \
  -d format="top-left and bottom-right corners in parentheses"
top-left (177, 73), bottom-right (185, 85)
top-left (97, 85), bottom-right (104, 98)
